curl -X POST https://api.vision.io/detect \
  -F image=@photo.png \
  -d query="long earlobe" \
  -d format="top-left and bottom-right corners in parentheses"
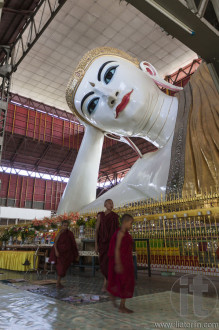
top-left (105, 133), bottom-right (143, 158)
top-left (140, 61), bottom-right (183, 92)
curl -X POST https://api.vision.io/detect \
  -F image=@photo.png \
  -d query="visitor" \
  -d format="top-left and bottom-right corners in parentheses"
top-left (107, 213), bottom-right (135, 313)
top-left (95, 199), bottom-right (119, 292)
top-left (49, 220), bottom-right (78, 288)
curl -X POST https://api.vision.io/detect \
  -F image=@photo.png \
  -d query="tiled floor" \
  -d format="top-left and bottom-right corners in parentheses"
top-left (0, 268), bottom-right (219, 329)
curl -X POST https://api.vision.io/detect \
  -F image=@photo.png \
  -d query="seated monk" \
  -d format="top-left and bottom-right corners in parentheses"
top-left (57, 47), bottom-right (219, 214)
top-left (95, 199), bottom-right (119, 292)
top-left (49, 220), bottom-right (78, 288)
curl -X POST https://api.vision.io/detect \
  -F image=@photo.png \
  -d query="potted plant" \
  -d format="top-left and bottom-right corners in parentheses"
top-left (50, 222), bottom-right (58, 229)
top-left (76, 217), bottom-right (86, 238)
top-left (8, 226), bottom-right (21, 244)
top-left (76, 217), bottom-right (86, 227)
top-left (20, 227), bottom-right (35, 244)
top-left (85, 217), bottom-right (96, 229)
top-left (0, 231), bottom-right (10, 249)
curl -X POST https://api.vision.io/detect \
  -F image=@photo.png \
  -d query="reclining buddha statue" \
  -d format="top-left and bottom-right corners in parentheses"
top-left (57, 47), bottom-right (219, 214)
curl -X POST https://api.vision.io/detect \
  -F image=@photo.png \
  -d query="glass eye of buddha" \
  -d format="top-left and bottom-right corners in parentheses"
top-left (104, 65), bottom-right (118, 85)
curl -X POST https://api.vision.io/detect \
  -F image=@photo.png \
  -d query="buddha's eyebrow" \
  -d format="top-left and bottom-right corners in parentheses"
top-left (97, 61), bottom-right (116, 81)
top-left (81, 91), bottom-right (94, 112)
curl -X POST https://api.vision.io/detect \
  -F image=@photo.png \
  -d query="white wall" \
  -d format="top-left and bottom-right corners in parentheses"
top-left (0, 207), bottom-right (51, 220)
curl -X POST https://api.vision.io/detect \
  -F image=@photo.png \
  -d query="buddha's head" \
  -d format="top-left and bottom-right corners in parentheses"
top-left (66, 47), bottom-right (179, 136)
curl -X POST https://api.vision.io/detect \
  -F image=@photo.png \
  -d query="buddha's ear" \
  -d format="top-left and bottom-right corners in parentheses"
top-left (140, 61), bottom-right (183, 92)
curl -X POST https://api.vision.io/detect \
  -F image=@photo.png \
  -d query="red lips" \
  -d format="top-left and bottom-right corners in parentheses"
top-left (115, 89), bottom-right (133, 119)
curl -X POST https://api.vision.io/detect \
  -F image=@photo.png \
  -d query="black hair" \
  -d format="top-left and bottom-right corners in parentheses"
top-left (121, 214), bottom-right (134, 223)
top-left (61, 220), bottom-right (70, 225)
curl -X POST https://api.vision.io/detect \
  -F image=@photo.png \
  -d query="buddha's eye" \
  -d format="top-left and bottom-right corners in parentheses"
top-left (87, 97), bottom-right (99, 115)
top-left (104, 65), bottom-right (118, 84)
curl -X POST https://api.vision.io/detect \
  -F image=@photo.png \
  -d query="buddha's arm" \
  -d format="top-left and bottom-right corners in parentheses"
top-left (79, 137), bottom-right (174, 214)
top-left (57, 125), bottom-right (104, 213)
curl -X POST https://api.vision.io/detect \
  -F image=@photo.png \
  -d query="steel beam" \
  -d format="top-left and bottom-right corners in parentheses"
top-left (10, 137), bottom-right (26, 163)
top-left (10, 93), bottom-right (79, 123)
top-left (34, 143), bottom-right (51, 168)
top-left (126, 0), bottom-right (219, 72)
top-left (211, 0), bottom-right (219, 22)
top-left (1, 159), bottom-right (71, 178)
top-left (0, 0), bottom-right (3, 21)
top-left (0, 46), bottom-right (12, 164)
top-left (99, 171), bottom-right (114, 186)
top-left (185, 0), bottom-right (198, 13)
top-left (197, 0), bottom-right (209, 19)
top-left (0, 0), bottom-right (68, 72)
top-left (55, 149), bottom-right (77, 174)
top-left (0, 0), bottom-right (68, 167)
top-left (165, 58), bottom-right (201, 84)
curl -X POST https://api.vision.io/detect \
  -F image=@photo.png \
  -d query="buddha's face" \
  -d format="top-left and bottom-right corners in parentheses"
top-left (74, 56), bottom-right (159, 136)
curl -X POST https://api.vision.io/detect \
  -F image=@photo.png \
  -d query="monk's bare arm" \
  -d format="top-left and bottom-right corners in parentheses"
top-left (54, 229), bottom-right (64, 257)
top-left (115, 230), bottom-right (125, 273)
top-left (54, 230), bottom-right (62, 245)
top-left (95, 214), bottom-right (101, 253)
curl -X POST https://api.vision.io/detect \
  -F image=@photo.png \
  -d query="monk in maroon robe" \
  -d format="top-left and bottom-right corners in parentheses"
top-left (95, 199), bottom-right (119, 291)
top-left (49, 220), bottom-right (78, 288)
top-left (107, 214), bottom-right (135, 313)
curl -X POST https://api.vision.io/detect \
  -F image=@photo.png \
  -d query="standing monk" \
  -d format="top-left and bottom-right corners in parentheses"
top-left (107, 214), bottom-right (135, 313)
top-left (49, 220), bottom-right (78, 288)
top-left (95, 199), bottom-right (119, 292)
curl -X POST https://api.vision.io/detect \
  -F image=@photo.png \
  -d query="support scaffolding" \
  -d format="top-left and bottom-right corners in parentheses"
top-left (0, 0), bottom-right (68, 166)
top-left (0, 46), bottom-right (12, 164)
top-left (0, 0), bottom-right (68, 72)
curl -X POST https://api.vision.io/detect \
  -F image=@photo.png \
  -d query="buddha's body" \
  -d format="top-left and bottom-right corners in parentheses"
top-left (57, 48), bottom-right (219, 214)
top-left (79, 131), bottom-right (175, 213)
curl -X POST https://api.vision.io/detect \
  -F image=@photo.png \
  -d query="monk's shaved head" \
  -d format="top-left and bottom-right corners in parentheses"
top-left (121, 213), bottom-right (134, 223)
top-left (121, 214), bottom-right (134, 223)
top-left (104, 199), bottom-right (113, 206)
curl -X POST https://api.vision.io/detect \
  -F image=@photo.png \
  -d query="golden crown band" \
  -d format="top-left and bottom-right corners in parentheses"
top-left (66, 47), bottom-right (139, 126)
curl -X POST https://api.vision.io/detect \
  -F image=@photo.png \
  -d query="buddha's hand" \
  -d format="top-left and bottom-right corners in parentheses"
top-left (115, 262), bottom-right (123, 274)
